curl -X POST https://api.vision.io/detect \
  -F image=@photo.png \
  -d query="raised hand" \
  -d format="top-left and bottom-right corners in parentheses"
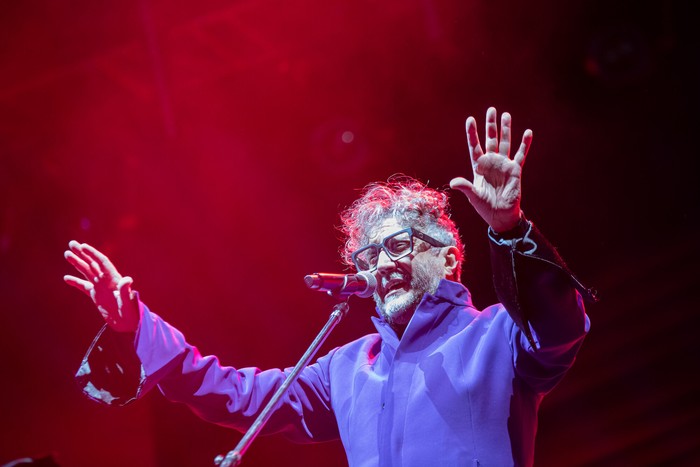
top-left (450, 107), bottom-right (532, 232)
top-left (64, 241), bottom-right (139, 332)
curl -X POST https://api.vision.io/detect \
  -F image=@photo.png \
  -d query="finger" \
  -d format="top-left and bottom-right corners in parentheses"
top-left (64, 250), bottom-right (93, 281)
top-left (68, 242), bottom-right (104, 280)
top-left (465, 116), bottom-right (484, 166)
top-left (79, 242), bottom-right (121, 280)
top-left (68, 240), bottom-right (95, 269)
top-left (513, 129), bottom-right (533, 167)
top-left (63, 275), bottom-right (94, 296)
top-left (484, 107), bottom-right (498, 154)
top-left (499, 112), bottom-right (512, 158)
top-left (88, 259), bottom-right (104, 282)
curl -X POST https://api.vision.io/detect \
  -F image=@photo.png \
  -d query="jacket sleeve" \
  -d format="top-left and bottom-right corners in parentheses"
top-left (488, 215), bottom-right (598, 390)
top-left (75, 298), bottom-right (339, 443)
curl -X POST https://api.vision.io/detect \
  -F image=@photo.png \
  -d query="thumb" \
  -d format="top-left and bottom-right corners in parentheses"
top-left (113, 276), bottom-right (139, 332)
top-left (117, 276), bottom-right (134, 304)
top-left (450, 177), bottom-right (477, 203)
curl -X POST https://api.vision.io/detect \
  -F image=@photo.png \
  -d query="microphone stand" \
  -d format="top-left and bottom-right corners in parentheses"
top-left (213, 300), bottom-right (351, 467)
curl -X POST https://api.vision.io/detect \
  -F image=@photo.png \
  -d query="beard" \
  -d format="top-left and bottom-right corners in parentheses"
top-left (374, 255), bottom-right (444, 327)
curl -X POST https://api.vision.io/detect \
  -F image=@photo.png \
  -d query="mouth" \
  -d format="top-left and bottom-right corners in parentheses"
top-left (383, 278), bottom-right (407, 299)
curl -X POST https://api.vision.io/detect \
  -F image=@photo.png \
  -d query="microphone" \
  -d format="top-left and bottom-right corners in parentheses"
top-left (304, 271), bottom-right (377, 298)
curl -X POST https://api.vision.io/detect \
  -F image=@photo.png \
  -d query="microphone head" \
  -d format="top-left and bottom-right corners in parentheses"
top-left (303, 274), bottom-right (316, 289)
top-left (304, 273), bottom-right (345, 290)
top-left (355, 271), bottom-right (377, 298)
top-left (303, 272), bottom-right (377, 298)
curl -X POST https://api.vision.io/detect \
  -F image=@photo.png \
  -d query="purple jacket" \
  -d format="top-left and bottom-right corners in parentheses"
top-left (77, 221), bottom-right (594, 466)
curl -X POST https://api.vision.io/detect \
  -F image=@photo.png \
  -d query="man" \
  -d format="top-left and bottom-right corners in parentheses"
top-left (65, 108), bottom-right (596, 466)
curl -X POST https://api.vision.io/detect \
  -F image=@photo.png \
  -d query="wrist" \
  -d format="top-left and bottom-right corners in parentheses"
top-left (489, 212), bottom-right (529, 240)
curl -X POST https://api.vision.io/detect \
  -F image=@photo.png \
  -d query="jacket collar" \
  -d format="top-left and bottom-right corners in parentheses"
top-left (371, 279), bottom-right (474, 351)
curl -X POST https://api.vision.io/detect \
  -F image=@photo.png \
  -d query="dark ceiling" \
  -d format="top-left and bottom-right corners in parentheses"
top-left (1, 0), bottom-right (698, 466)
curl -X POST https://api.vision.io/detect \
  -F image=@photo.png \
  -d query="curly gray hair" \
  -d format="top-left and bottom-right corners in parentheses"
top-left (339, 174), bottom-right (464, 280)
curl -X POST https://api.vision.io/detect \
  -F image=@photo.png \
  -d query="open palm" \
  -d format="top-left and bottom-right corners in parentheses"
top-left (64, 241), bottom-right (139, 332)
top-left (450, 107), bottom-right (532, 232)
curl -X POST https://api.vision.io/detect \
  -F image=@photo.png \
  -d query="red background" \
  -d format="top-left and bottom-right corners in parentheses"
top-left (1, 0), bottom-right (698, 465)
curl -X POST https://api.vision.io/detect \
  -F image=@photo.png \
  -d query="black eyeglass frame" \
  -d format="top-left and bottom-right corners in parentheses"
top-left (351, 227), bottom-right (448, 272)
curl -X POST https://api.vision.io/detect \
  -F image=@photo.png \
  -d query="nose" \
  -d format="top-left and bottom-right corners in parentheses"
top-left (375, 249), bottom-right (397, 276)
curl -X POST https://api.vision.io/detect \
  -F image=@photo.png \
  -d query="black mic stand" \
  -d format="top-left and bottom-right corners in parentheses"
top-left (213, 299), bottom-right (351, 467)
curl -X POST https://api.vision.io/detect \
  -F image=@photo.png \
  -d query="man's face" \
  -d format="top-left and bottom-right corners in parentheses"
top-left (369, 218), bottom-right (447, 327)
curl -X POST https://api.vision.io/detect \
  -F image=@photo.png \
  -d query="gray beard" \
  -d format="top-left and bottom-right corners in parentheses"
top-left (375, 256), bottom-right (444, 327)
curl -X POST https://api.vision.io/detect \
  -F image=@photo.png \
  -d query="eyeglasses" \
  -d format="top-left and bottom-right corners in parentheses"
top-left (351, 227), bottom-right (447, 272)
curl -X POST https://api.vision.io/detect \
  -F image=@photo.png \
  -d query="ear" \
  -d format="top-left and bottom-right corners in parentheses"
top-left (441, 246), bottom-right (462, 281)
